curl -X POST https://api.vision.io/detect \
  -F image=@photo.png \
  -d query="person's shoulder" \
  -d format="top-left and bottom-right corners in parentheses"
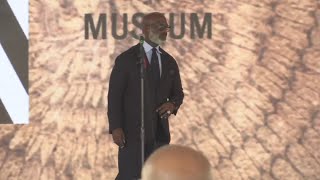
top-left (116, 44), bottom-right (139, 60)
top-left (160, 48), bottom-right (176, 61)
top-left (160, 47), bottom-right (178, 67)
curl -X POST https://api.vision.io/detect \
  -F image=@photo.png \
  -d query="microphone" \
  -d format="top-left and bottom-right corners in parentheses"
top-left (138, 35), bottom-right (145, 65)
top-left (139, 36), bottom-right (144, 45)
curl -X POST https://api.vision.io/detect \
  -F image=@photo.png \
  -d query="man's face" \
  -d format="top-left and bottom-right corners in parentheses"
top-left (147, 17), bottom-right (170, 45)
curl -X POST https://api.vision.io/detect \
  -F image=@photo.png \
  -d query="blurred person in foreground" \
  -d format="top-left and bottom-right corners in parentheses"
top-left (142, 144), bottom-right (213, 180)
top-left (108, 12), bottom-right (184, 180)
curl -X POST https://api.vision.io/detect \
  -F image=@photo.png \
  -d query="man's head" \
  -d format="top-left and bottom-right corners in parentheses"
top-left (141, 145), bottom-right (213, 180)
top-left (142, 12), bottom-right (170, 45)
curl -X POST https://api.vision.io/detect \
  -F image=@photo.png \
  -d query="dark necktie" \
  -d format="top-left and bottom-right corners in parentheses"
top-left (151, 47), bottom-right (160, 85)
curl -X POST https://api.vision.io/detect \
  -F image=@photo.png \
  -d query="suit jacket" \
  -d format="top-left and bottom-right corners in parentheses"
top-left (108, 43), bottom-right (184, 144)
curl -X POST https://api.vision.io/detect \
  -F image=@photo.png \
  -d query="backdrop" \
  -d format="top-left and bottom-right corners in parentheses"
top-left (0, 0), bottom-right (320, 179)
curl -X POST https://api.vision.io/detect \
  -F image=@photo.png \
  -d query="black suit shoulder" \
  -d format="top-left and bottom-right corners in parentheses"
top-left (160, 47), bottom-right (180, 69)
top-left (160, 47), bottom-right (174, 60)
top-left (116, 44), bottom-right (139, 61)
top-left (112, 44), bottom-right (140, 73)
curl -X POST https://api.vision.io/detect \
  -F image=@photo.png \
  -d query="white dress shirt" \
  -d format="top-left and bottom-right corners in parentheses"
top-left (143, 41), bottom-right (162, 77)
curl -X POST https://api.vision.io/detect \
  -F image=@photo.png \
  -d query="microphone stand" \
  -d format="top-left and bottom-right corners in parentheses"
top-left (139, 36), bottom-right (145, 168)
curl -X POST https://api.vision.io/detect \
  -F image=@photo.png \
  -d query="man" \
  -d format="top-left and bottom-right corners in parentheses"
top-left (108, 12), bottom-right (184, 180)
top-left (141, 145), bottom-right (213, 180)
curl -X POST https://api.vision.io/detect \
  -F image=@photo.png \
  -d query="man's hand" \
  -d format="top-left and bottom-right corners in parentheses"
top-left (156, 102), bottom-right (176, 119)
top-left (112, 128), bottom-right (126, 148)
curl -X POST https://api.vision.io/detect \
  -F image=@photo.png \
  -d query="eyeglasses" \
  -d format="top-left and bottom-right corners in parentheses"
top-left (147, 24), bottom-right (171, 32)
top-left (158, 25), bottom-right (171, 32)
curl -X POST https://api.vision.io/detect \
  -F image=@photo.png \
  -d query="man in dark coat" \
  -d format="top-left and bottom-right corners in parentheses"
top-left (108, 12), bottom-right (184, 180)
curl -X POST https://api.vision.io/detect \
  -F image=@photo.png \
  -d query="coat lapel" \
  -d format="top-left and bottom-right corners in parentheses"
top-left (135, 44), bottom-right (170, 87)
top-left (159, 48), bottom-right (169, 84)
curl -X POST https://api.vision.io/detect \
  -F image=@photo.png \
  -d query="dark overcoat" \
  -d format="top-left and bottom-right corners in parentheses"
top-left (108, 43), bottom-right (184, 180)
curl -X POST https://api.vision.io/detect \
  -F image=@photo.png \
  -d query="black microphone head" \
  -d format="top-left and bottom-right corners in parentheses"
top-left (140, 36), bottom-right (144, 44)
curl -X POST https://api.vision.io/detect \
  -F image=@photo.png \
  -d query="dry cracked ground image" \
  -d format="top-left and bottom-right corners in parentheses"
top-left (1, 0), bottom-right (320, 179)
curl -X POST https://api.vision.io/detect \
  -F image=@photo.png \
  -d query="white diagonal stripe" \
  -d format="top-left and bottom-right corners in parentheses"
top-left (7, 0), bottom-right (29, 39)
top-left (0, 44), bottom-right (29, 124)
